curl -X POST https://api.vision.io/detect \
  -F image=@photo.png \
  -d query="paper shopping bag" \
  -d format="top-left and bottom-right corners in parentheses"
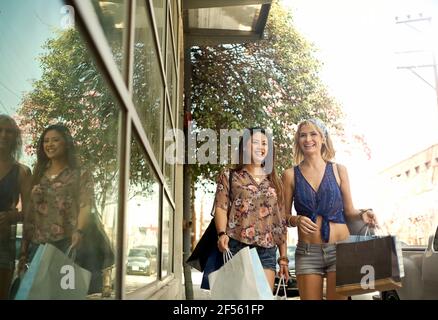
top-left (208, 246), bottom-right (274, 300)
top-left (336, 235), bottom-right (403, 296)
top-left (15, 243), bottom-right (91, 300)
top-left (186, 219), bottom-right (217, 272)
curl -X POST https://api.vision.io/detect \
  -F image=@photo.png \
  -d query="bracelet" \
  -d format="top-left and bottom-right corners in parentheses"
top-left (288, 216), bottom-right (301, 227)
top-left (217, 231), bottom-right (227, 239)
top-left (277, 256), bottom-right (289, 264)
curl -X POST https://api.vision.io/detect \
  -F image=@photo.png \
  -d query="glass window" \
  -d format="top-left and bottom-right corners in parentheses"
top-left (152, 0), bottom-right (167, 55)
top-left (188, 5), bottom-right (261, 31)
top-left (125, 133), bottom-right (160, 293)
top-left (0, 0), bottom-right (121, 300)
top-left (166, 27), bottom-right (177, 122)
top-left (133, 0), bottom-right (164, 166)
top-left (91, 0), bottom-right (126, 72)
top-left (171, 0), bottom-right (178, 49)
top-left (164, 108), bottom-right (175, 198)
top-left (162, 197), bottom-right (173, 277)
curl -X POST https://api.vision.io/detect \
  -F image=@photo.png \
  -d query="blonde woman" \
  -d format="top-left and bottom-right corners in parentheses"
top-left (0, 115), bottom-right (31, 299)
top-left (282, 118), bottom-right (377, 300)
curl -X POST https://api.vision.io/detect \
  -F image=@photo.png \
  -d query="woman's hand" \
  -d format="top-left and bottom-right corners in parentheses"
top-left (17, 255), bottom-right (28, 276)
top-left (297, 216), bottom-right (318, 234)
top-left (361, 209), bottom-right (378, 228)
top-left (217, 234), bottom-right (229, 253)
top-left (278, 263), bottom-right (289, 283)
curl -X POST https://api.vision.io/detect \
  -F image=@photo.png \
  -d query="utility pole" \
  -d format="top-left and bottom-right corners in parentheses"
top-left (395, 14), bottom-right (438, 111)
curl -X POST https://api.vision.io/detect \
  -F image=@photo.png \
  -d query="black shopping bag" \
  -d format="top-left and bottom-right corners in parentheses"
top-left (186, 219), bottom-right (217, 272)
top-left (336, 235), bottom-right (402, 296)
top-left (186, 170), bottom-right (234, 273)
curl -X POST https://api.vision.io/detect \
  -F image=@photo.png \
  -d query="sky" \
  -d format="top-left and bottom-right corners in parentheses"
top-left (282, 0), bottom-right (438, 171)
top-left (0, 0), bottom-right (65, 114)
top-left (276, 0), bottom-right (438, 225)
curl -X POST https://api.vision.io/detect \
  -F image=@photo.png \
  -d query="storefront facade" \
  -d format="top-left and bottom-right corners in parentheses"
top-left (0, 0), bottom-right (271, 299)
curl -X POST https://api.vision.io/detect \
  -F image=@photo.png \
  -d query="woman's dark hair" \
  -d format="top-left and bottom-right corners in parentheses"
top-left (234, 127), bottom-right (284, 204)
top-left (0, 114), bottom-right (22, 161)
top-left (32, 124), bottom-right (77, 186)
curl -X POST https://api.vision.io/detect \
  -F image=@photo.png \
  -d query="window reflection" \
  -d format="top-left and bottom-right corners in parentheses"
top-left (125, 134), bottom-right (160, 293)
top-left (0, 0), bottom-right (120, 300)
top-left (164, 108), bottom-right (175, 197)
top-left (133, 0), bottom-right (164, 166)
top-left (162, 198), bottom-right (173, 277)
top-left (91, 0), bottom-right (126, 72)
top-left (166, 25), bottom-right (178, 123)
top-left (152, 0), bottom-right (167, 55)
top-left (171, 0), bottom-right (179, 48)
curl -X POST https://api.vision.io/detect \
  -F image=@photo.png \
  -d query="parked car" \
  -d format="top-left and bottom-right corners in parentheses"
top-left (274, 245), bottom-right (298, 297)
top-left (126, 247), bottom-right (155, 276)
top-left (381, 225), bottom-right (438, 300)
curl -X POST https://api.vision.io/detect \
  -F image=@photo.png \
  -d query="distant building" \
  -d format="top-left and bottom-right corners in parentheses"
top-left (379, 144), bottom-right (438, 245)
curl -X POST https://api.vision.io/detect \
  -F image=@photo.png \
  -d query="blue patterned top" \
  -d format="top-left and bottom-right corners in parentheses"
top-left (293, 162), bottom-right (346, 242)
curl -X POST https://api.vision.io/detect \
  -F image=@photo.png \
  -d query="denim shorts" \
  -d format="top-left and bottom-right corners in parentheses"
top-left (228, 238), bottom-right (277, 271)
top-left (295, 241), bottom-right (336, 276)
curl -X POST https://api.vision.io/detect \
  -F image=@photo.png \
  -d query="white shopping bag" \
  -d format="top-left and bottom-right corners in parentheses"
top-left (15, 243), bottom-right (91, 300)
top-left (274, 276), bottom-right (287, 300)
top-left (208, 246), bottom-right (274, 300)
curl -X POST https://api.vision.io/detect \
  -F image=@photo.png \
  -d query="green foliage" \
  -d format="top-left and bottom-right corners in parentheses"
top-left (190, 1), bottom-right (343, 188)
top-left (17, 28), bottom-right (153, 208)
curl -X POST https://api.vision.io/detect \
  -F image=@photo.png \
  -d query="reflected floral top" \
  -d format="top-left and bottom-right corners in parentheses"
top-left (214, 168), bottom-right (287, 248)
top-left (25, 167), bottom-right (94, 244)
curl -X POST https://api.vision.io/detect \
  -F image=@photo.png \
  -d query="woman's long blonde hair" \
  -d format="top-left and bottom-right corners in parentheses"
top-left (0, 114), bottom-right (22, 161)
top-left (293, 119), bottom-right (335, 165)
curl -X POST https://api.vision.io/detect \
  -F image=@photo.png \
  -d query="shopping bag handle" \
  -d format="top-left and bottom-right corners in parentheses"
top-left (223, 249), bottom-right (233, 264)
top-left (274, 275), bottom-right (287, 299)
top-left (357, 223), bottom-right (376, 237)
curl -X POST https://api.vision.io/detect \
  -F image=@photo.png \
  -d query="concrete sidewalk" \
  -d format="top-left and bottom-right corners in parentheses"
top-left (187, 270), bottom-right (211, 300)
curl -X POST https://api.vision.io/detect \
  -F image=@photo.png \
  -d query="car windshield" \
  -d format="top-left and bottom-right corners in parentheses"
top-left (129, 249), bottom-right (150, 258)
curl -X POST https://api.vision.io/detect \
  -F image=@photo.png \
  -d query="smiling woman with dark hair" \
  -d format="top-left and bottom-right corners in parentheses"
top-left (0, 114), bottom-right (31, 299)
top-left (18, 123), bottom-right (114, 298)
top-left (19, 124), bottom-right (94, 273)
top-left (214, 128), bottom-right (288, 291)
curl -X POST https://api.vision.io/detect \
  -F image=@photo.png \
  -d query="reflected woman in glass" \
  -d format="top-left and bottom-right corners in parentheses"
top-left (20, 124), bottom-right (93, 259)
top-left (0, 115), bottom-right (31, 299)
top-left (19, 124), bottom-right (114, 298)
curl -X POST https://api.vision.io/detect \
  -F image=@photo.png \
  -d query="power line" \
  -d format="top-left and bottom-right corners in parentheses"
top-left (395, 14), bottom-right (438, 111)
top-left (0, 98), bottom-right (10, 114)
top-left (0, 80), bottom-right (20, 98)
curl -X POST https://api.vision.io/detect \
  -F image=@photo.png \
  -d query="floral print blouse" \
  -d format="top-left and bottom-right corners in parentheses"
top-left (24, 167), bottom-right (94, 244)
top-left (214, 168), bottom-right (287, 248)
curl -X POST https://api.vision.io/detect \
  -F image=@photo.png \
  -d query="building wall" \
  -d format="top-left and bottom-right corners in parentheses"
top-left (379, 144), bottom-right (438, 245)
